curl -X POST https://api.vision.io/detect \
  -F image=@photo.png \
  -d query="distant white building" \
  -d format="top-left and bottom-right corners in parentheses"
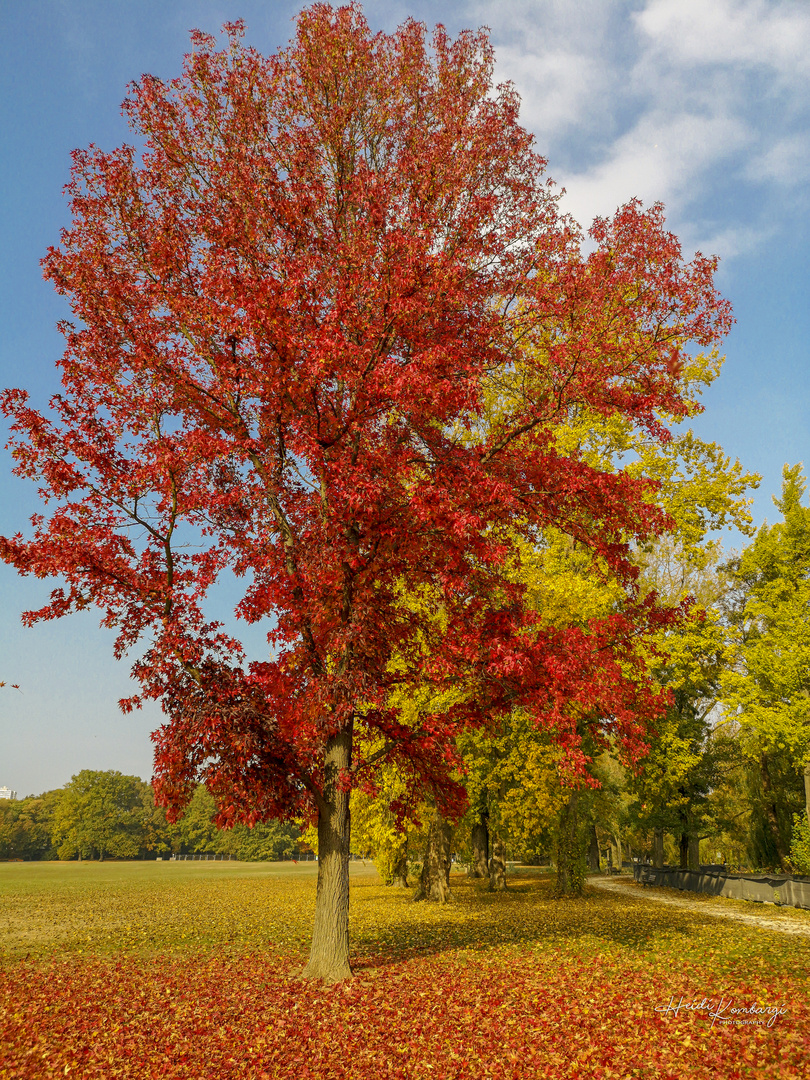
top-left (0, 786), bottom-right (17, 800)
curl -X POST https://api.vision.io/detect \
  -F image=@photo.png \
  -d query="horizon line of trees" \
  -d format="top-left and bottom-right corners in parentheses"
top-left (0, 772), bottom-right (306, 863)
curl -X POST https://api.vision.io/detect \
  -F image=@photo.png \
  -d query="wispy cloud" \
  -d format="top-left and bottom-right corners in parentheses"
top-left (468, 0), bottom-right (810, 259)
top-left (635, 0), bottom-right (810, 75)
top-left (748, 134), bottom-right (810, 185)
top-left (559, 111), bottom-right (752, 229)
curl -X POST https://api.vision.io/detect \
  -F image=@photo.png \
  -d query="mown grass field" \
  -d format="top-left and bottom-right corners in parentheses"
top-left (1, 862), bottom-right (808, 1079)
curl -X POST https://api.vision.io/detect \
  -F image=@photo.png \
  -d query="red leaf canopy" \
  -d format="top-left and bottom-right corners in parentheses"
top-left (1, 5), bottom-right (731, 825)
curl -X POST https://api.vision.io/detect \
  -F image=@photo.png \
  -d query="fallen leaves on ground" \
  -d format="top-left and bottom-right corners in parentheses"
top-left (1, 867), bottom-right (808, 1079)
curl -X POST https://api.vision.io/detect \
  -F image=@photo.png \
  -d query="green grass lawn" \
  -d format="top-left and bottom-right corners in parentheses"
top-left (0, 858), bottom-right (363, 958)
top-left (1, 862), bottom-right (808, 1079)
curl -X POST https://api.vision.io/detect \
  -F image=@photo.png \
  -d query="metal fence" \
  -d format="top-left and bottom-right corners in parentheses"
top-left (633, 863), bottom-right (810, 910)
top-left (170, 854), bottom-right (237, 861)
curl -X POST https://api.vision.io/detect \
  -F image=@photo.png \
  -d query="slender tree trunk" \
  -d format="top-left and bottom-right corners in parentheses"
top-left (613, 832), bottom-right (623, 872)
top-left (489, 836), bottom-right (506, 891)
top-left (653, 828), bottom-right (664, 868)
top-left (760, 753), bottom-right (789, 872)
top-left (587, 823), bottom-right (600, 872)
top-left (391, 845), bottom-right (409, 888)
top-left (554, 790), bottom-right (585, 898)
top-left (679, 830), bottom-right (688, 869)
top-left (804, 763), bottom-right (810, 823)
top-left (678, 808), bottom-right (689, 869)
top-left (469, 808), bottom-right (489, 879)
top-left (688, 834), bottom-right (701, 870)
top-left (303, 724), bottom-right (353, 982)
top-left (414, 808), bottom-right (452, 903)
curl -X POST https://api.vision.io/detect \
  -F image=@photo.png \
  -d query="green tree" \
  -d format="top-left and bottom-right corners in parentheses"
top-left (0, 790), bottom-right (63, 860)
top-left (171, 784), bottom-right (222, 855)
top-left (139, 784), bottom-right (174, 856)
top-left (630, 547), bottom-right (741, 868)
top-left (173, 784), bottom-right (304, 860)
top-left (51, 771), bottom-right (148, 861)
top-left (789, 813), bottom-right (810, 875)
top-left (228, 819), bottom-right (303, 861)
top-left (722, 465), bottom-right (810, 869)
top-left (737, 748), bottom-right (804, 871)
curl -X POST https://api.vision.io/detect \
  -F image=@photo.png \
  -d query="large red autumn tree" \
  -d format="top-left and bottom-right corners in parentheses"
top-left (1, 5), bottom-right (730, 980)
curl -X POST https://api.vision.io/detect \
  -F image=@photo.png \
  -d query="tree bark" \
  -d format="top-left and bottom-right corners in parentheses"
top-left (760, 753), bottom-right (789, 872)
top-left (414, 808), bottom-right (452, 903)
top-left (613, 832), bottom-right (623, 872)
top-left (653, 828), bottom-right (664, 869)
top-left (489, 836), bottom-right (506, 891)
top-left (678, 808), bottom-right (690, 869)
top-left (469, 808), bottom-right (489, 879)
top-left (391, 846), bottom-right (409, 888)
top-left (303, 725), bottom-right (353, 982)
top-left (554, 790), bottom-right (585, 898)
top-left (804, 762), bottom-right (810, 823)
top-left (688, 834), bottom-right (700, 870)
top-left (587, 823), bottom-right (600, 872)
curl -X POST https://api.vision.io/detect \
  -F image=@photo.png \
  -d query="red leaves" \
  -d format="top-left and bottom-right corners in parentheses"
top-left (2, 951), bottom-right (806, 1080)
top-left (1, 5), bottom-right (732, 831)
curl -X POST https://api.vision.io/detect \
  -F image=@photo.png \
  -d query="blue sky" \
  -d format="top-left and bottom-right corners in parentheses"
top-left (1, 0), bottom-right (808, 796)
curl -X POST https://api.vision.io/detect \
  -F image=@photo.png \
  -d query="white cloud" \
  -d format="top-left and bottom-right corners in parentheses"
top-left (464, 0), bottom-right (810, 257)
top-left (559, 111), bottom-right (752, 227)
top-left (493, 45), bottom-right (608, 140)
top-left (746, 134), bottom-right (810, 185)
top-left (635, 0), bottom-right (810, 77)
top-left (470, 0), bottom-right (627, 141)
top-left (690, 222), bottom-right (774, 261)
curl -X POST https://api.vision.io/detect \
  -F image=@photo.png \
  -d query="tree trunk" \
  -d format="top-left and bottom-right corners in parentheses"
top-left (554, 790), bottom-right (585, 898)
top-left (653, 828), bottom-right (664, 869)
top-left (587, 823), bottom-right (600, 872)
top-left (302, 725), bottom-right (353, 982)
top-left (688, 834), bottom-right (700, 870)
top-left (391, 846), bottom-right (409, 888)
top-left (613, 832), bottom-right (623, 872)
top-left (469, 809), bottom-right (489, 879)
top-left (760, 753), bottom-right (789, 872)
top-left (678, 808), bottom-right (690, 869)
top-left (804, 762), bottom-right (810, 823)
top-left (489, 836), bottom-right (506, 891)
top-left (414, 808), bottom-right (452, 903)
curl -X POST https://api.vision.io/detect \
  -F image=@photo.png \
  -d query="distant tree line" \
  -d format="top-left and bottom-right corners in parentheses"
top-left (0, 771), bottom-right (306, 862)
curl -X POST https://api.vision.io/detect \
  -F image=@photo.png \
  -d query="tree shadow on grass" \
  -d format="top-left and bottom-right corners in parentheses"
top-left (346, 870), bottom-right (783, 973)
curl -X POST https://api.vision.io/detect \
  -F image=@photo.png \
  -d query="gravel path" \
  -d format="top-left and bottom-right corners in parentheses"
top-left (589, 875), bottom-right (810, 937)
